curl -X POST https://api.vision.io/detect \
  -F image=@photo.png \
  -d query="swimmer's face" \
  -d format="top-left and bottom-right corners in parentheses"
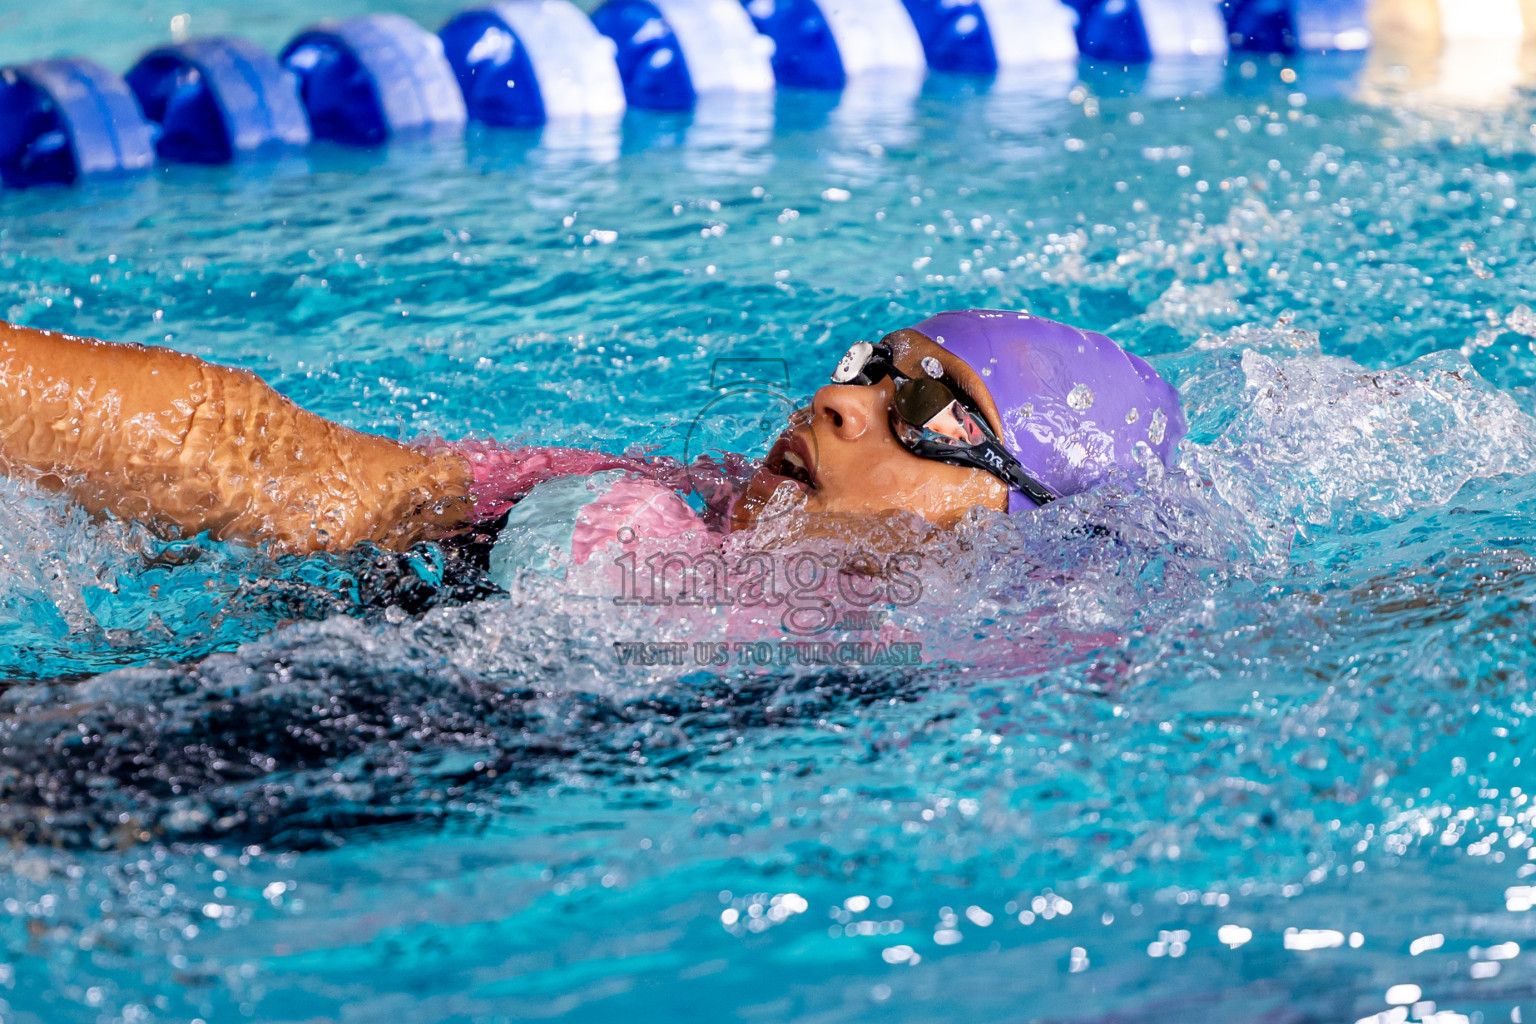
top-left (735, 330), bottom-right (1008, 531)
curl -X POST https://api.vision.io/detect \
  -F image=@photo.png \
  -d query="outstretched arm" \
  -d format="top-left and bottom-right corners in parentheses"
top-left (0, 322), bottom-right (473, 555)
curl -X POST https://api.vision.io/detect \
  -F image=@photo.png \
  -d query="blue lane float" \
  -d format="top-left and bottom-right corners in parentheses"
top-left (0, 58), bottom-right (155, 188)
top-left (440, 0), bottom-right (626, 127)
top-left (125, 37), bottom-right (310, 164)
top-left (1222, 0), bottom-right (1370, 53)
top-left (743, 0), bottom-right (925, 90)
top-left (1294, 0), bottom-right (1371, 52)
top-left (591, 0), bottom-right (773, 110)
top-left (1222, 0), bottom-right (1293, 51)
top-left (1069, 0), bottom-right (1229, 63)
top-left (902, 0), bottom-right (1077, 74)
top-left (280, 13), bottom-right (466, 146)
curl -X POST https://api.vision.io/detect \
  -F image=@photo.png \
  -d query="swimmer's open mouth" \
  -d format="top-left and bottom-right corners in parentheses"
top-left (763, 432), bottom-right (817, 490)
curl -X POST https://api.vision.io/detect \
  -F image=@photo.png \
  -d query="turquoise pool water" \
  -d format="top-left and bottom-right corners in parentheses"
top-left (3, 6), bottom-right (1536, 1022)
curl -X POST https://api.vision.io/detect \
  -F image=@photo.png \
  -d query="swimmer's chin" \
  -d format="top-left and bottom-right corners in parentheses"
top-left (728, 473), bottom-right (812, 533)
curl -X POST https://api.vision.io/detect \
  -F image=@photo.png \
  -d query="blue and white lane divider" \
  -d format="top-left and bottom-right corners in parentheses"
top-left (440, 0), bottom-right (626, 127)
top-left (0, 58), bottom-right (155, 187)
top-left (126, 37), bottom-right (310, 164)
top-left (592, 0), bottom-right (774, 110)
top-left (280, 13), bottom-right (466, 146)
top-left (744, 0), bottom-right (926, 90)
top-left (1292, 0), bottom-right (1371, 51)
top-left (0, 0), bottom-right (1385, 189)
top-left (903, 0), bottom-right (1078, 74)
top-left (1070, 0), bottom-right (1229, 63)
top-left (1223, 0), bottom-right (1370, 53)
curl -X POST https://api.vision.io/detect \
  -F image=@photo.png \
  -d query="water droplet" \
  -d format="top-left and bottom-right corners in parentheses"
top-left (1020, 402), bottom-right (1034, 418)
top-left (1125, 407), bottom-right (1139, 424)
top-left (981, 367), bottom-right (992, 377)
top-left (1148, 408), bottom-right (1167, 445)
top-left (1067, 384), bottom-right (1094, 411)
top-left (1507, 304), bottom-right (1536, 337)
top-left (921, 356), bottom-right (944, 379)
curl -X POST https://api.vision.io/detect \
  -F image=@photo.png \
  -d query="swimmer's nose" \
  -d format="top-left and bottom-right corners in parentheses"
top-left (812, 383), bottom-right (883, 441)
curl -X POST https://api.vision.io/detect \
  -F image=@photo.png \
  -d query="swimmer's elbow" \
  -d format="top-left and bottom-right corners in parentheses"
top-left (0, 324), bottom-right (462, 554)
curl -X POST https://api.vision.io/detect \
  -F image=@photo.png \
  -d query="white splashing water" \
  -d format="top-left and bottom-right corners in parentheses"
top-left (0, 323), bottom-right (1532, 694)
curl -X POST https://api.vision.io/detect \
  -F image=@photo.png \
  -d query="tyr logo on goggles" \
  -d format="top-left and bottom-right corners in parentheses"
top-left (830, 340), bottom-right (1056, 506)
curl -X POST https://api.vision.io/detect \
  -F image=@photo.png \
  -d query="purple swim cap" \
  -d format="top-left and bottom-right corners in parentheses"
top-left (911, 309), bottom-right (1187, 513)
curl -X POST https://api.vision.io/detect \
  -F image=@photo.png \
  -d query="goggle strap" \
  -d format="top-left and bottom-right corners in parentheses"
top-left (1004, 463), bottom-right (1057, 506)
top-left (936, 394), bottom-right (1057, 506)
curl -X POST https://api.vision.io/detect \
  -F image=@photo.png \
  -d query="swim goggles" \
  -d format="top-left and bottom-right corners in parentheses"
top-left (830, 340), bottom-right (1056, 506)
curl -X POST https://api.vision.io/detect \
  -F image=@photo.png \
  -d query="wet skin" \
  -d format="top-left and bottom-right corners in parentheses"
top-left (733, 328), bottom-right (1010, 532)
top-left (0, 321), bottom-right (471, 555)
top-left (0, 320), bottom-right (1010, 554)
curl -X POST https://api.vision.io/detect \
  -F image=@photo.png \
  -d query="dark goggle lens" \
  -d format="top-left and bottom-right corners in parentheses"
top-left (895, 382), bottom-right (986, 448)
top-left (892, 377), bottom-right (954, 427)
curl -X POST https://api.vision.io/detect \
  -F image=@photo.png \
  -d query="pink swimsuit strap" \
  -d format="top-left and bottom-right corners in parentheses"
top-left (439, 440), bottom-right (749, 526)
top-left (447, 440), bottom-right (656, 522)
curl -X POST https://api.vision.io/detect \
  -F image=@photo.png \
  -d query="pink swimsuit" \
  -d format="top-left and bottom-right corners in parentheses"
top-left (451, 441), bottom-right (1116, 674)
top-left (454, 440), bottom-right (717, 571)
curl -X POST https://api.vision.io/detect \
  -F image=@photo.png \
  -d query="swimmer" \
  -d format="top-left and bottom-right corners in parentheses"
top-left (0, 310), bottom-right (1185, 570)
